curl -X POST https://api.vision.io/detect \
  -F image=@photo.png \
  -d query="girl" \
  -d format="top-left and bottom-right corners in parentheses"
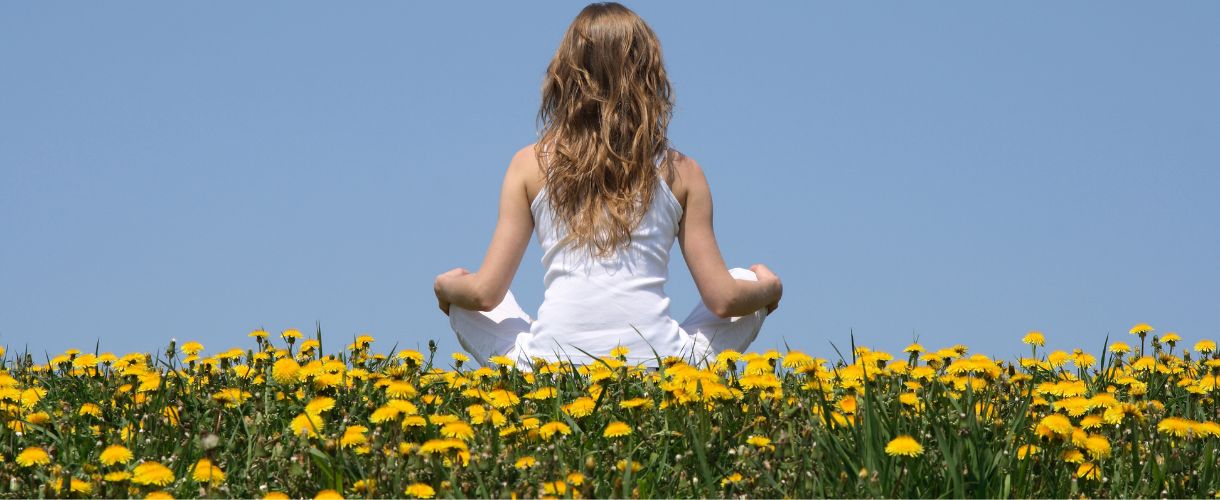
top-left (434, 2), bottom-right (782, 369)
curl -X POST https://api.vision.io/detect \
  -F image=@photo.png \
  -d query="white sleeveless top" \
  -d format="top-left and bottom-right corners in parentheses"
top-left (519, 149), bottom-right (687, 364)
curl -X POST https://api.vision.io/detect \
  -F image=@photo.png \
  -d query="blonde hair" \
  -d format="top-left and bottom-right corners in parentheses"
top-left (536, 2), bottom-right (675, 258)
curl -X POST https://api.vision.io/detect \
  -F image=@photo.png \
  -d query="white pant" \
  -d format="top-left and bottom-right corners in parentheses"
top-left (449, 267), bottom-right (767, 368)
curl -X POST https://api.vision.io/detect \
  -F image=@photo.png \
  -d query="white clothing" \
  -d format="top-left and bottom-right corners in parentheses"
top-left (450, 150), bottom-right (766, 369)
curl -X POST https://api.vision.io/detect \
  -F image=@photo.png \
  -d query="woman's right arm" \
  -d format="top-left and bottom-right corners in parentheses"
top-left (675, 155), bottom-right (782, 318)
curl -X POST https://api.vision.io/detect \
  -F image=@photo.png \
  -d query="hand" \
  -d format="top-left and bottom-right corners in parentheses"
top-left (434, 268), bottom-right (471, 316)
top-left (749, 263), bottom-right (782, 314)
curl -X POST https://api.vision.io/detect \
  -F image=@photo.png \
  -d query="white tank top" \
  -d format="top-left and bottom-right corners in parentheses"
top-left (521, 149), bottom-right (687, 364)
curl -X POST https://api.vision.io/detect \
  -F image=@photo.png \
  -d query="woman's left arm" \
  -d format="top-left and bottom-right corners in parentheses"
top-left (434, 147), bottom-right (536, 314)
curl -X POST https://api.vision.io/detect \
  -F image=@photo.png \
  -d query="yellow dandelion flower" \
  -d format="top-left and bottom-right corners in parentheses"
top-left (105, 470), bottom-right (132, 482)
top-left (428, 414), bottom-right (460, 426)
top-left (99, 445), bottom-right (134, 466)
top-left (1085, 435), bottom-right (1111, 459)
top-left (369, 405), bottom-right (401, 423)
top-left (610, 345), bottom-right (630, 358)
top-left (1039, 414), bottom-right (1074, 436)
top-left (384, 381), bottom-right (417, 399)
top-left (1071, 349), bottom-right (1096, 368)
top-left (1080, 415), bottom-right (1105, 430)
top-left (1077, 462), bottom-right (1101, 481)
top-left (837, 395), bottom-right (858, 415)
top-left (1017, 444), bottom-right (1040, 459)
top-left (721, 472), bottom-right (745, 486)
top-left (525, 387), bottom-right (557, 400)
top-left (341, 425), bottom-right (370, 448)
top-left (1022, 331), bottom-right (1045, 346)
top-left (1061, 448), bottom-right (1085, 464)
top-left (145, 491), bottom-right (174, 499)
top-left (1129, 323), bottom-right (1153, 336)
top-left (264, 493), bottom-right (290, 500)
top-left (716, 349), bottom-right (742, 366)
top-left (132, 461), bottom-right (176, 486)
top-left (563, 397), bottom-right (596, 418)
top-left (52, 478), bottom-right (93, 495)
top-left (1109, 341), bottom-right (1131, 354)
top-left (248, 329), bottom-right (269, 339)
top-left (539, 421), bottom-right (572, 440)
top-left (79, 402), bottom-right (102, 417)
top-left (488, 355), bottom-right (516, 367)
top-left (272, 358), bottom-right (301, 385)
top-left (417, 439), bottom-right (467, 455)
top-left (306, 396), bottom-right (336, 415)
top-left (1195, 339), bottom-right (1217, 353)
top-left (1194, 421), bottom-right (1220, 438)
top-left (1047, 351), bottom-right (1070, 368)
top-left (291, 412), bottom-right (325, 438)
top-left (746, 435), bottom-right (772, 448)
top-left (451, 352), bottom-right (470, 362)
top-left (616, 459), bottom-right (643, 472)
top-left (484, 389), bottom-right (520, 408)
top-left (619, 397), bottom-right (652, 409)
top-left (281, 329), bottom-right (303, 340)
top-left (543, 480), bottom-right (568, 495)
top-left (314, 489), bottom-right (343, 499)
top-left (181, 341), bottom-right (204, 356)
top-left (1103, 403), bottom-right (1143, 425)
top-left (192, 458), bottom-right (225, 483)
top-left (1161, 332), bottom-right (1182, 344)
top-left (441, 421), bottom-right (475, 441)
top-left (514, 456), bottom-right (537, 469)
top-left (1157, 417), bottom-right (1195, 438)
top-left (567, 472), bottom-right (585, 486)
top-left (16, 447), bottom-right (50, 467)
top-left (405, 483), bottom-right (435, 499)
top-left (603, 421), bottom-right (632, 438)
top-left (884, 435), bottom-right (924, 457)
top-left (782, 350), bottom-right (816, 368)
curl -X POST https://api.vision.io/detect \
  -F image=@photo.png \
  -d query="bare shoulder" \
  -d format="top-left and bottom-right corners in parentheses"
top-left (667, 148), bottom-right (708, 208)
top-left (511, 143), bottom-right (546, 203)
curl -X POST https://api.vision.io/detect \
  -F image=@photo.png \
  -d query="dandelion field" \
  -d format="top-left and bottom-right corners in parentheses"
top-left (3, 324), bottom-right (1220, 498)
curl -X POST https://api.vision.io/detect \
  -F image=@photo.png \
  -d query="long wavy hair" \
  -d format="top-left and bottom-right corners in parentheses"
top-left (535, 2), bottom-right (675, 259)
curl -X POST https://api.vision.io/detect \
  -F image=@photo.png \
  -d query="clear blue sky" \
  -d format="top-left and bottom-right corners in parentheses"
top-left (2, 2), bottom-right (1218, 362)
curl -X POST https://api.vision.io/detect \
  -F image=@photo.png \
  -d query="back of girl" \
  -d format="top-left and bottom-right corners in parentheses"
top-left (434, 2), bottom-right (782, 370)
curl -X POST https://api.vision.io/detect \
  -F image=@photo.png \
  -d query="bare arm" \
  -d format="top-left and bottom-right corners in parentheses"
top-left (434, 147), bottom-right (536, 313)
top-left (676, 156), bottom-right (782, 318)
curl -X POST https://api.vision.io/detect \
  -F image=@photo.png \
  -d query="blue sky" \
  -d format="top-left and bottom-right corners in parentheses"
top-left (2, 2), bottom-right (1218, 362)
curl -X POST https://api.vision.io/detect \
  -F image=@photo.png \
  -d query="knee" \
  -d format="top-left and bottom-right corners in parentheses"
top-left (728, 267), bottom-right (758, 281)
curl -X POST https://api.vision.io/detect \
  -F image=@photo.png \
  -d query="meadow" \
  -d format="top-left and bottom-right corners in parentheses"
top-left (2, 323), bottom-right (1218, 498)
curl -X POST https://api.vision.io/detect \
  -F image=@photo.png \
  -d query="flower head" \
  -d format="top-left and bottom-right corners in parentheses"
top-left (1194, 339), bottom-right (1216, 353)
top-left (538, 421), bottom-right (572, 440)
top-left (192, 458), bottom-right (225, 483)
top-left (603, 421), bottom-right (632, 438)
top-left (405, 483), bottom-right (436, 499)
top-left (1022, 331), bottom-right (1046, 346)
top-left (99, 445), bottom-right (134, 466)
top-left (16, 447), bottom-right (50, 467)
top-left (884, 435), bottom-right (924, 457)
top-left (132, 461), bottom-right (176, 486)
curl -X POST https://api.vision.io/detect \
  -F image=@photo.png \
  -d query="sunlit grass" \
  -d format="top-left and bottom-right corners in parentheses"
top-left (2, 323), bottom-right (1219, 498)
